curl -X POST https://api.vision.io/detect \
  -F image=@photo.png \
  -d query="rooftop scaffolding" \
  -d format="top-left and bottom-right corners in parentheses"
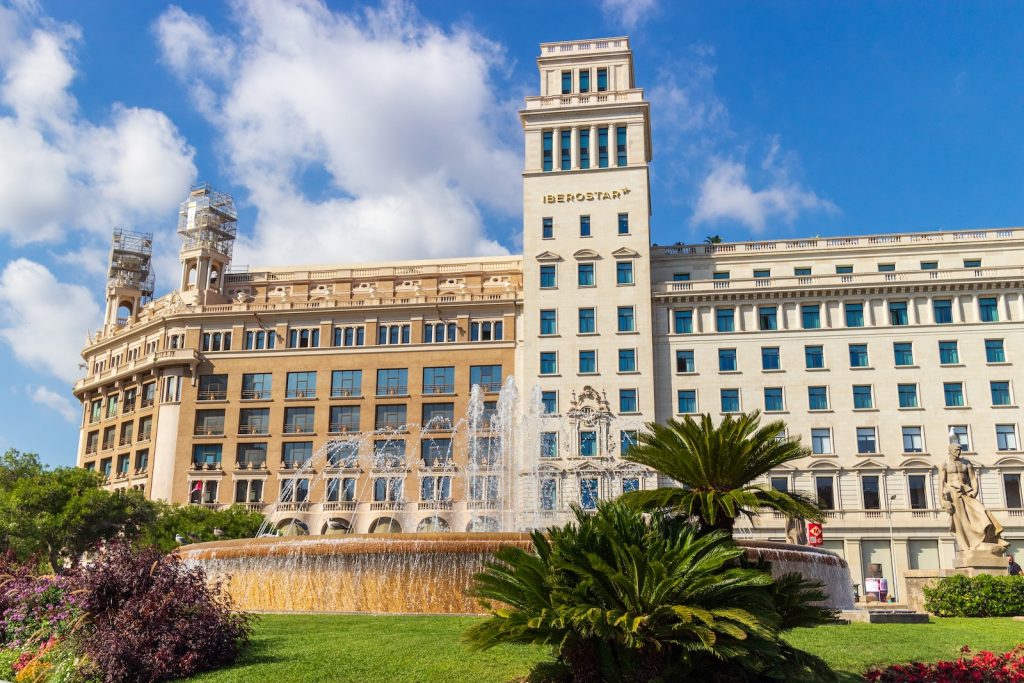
top-left (177, 183), bottom-right (237, 257)
top-left (108, 229), bottom-right (154, 301)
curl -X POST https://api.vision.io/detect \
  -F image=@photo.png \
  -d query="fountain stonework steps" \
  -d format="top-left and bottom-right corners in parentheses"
top-left (177, 533), bottom-right (855, 614)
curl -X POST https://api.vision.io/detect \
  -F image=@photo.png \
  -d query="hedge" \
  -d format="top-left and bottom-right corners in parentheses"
top-left (923, 574), bottom-right (1024, 617)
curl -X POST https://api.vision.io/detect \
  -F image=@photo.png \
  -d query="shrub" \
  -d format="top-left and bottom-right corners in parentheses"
top-left (0, 559), bottom-right (81, 650)
top-left (923, 574), bottom-right (1024, 617)
top-left (75, 541), bottom-right (252, 683)
top-left (864, 645), bottom-right (1024, 682)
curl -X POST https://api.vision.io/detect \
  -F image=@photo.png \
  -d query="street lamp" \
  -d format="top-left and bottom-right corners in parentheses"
top-left (889, 493), bottom-right (898, 602)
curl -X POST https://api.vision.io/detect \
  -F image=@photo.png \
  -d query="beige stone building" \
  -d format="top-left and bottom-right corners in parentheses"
top-left (74, 37), bottom-right (1024, 599)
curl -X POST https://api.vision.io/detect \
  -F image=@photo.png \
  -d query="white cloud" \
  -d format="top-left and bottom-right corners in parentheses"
top-left (0, 6), bottom-right (196, 246)
top-left (601, 0), bottom-right (658, 30)
top-left (0, 258), bottom-right (101, 383)
top-left (29, 384), bottom-right (78, 423)
top-left (154, 0), bottom-right (519, 266)
top-left (692, 157), bottom-right (836, 232)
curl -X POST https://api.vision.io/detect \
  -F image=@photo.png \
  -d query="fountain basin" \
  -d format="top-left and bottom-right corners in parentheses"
top-left (178, 533), bottom-right (853, 613)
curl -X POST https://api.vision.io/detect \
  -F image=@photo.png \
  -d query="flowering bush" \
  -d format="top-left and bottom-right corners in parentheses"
top-left (864, 645), bottom-right (1024, 682)
top-left (924, 574), bottom-right (1024, 617)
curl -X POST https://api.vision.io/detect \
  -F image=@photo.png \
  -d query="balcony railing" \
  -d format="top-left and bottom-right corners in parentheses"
top-left (276, 502), bottom-right (310, 512)
top-left (238, 502), bottom-right (265, 511)
top-left (376, 386), bottom-right (408, 397)
top-left (285, 390), bottom-right (316, 399)
top-left (85, 445), bottom-right (98, 455)
top-left (370, 501), bottom-right (404, 511)
top-left (423, 384), bottom-right (454, 395)
top-left (467, 500), bottom-right (499, 510)
top-left (191, 461), bottom-right (222, 471)
top-left (193, 425), bottom-right (225, 436)
top-left (330, 388), bottom-right (360, 398)
top-left (323, 501), bottom-right (357, 512)
top-left (283, 423), bottom-right (313, 434)
top-left (101, 441), bottom-right (115, 451)
top-left (140, 398), bottom-right (155, 409)
top-left (122, 403), bottom-right (135, 414)
top-left (477, 382), bottom-right (502, 393)
top-left (418, 500), bottom-right (453, 510)
top-left (198, 390), bottom-right (227, 401)
top-left (241, 389), bottom-right (270, 400)
top-left (235, 461), bottom-right (267, 470)
top-left (238, 424), bottom-right (269, 435)
top-left (375, 421), bottom-right (407, 431)
top-left (118, 436), bottom-right (133, 446)
top-left (328, 424), bottom-right (360, 434)
top-left (137, 431), bottom-right (151, 442)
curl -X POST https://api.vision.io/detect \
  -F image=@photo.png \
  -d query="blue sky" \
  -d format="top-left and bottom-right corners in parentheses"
top-left (0, 0), bottom-right (1021, 466)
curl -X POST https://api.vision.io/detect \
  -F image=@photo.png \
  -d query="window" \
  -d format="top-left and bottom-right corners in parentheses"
top-left (374, 404), bottom-right (407, 431)
top-left (239, 408), bottom-right (270, 435)
top-left (619, 389), bottom-right (638, 414)
top-left (761, 347), bottom-right (780, 370)
top-left (997, 425), bottom-right (1019, 451)
top-left (801, 304), bottom-right (821, 329)
top-left (908, 475), bottom-right (928, 510)
top-left (373, 477), bottom-right (403, 502)
top-left (715, 348), bottom-right (736, 372)
top-left (673, 272), bottom-right (690, 281)
top-left (991, 381), bottom-right (1012, 406)
top-left (326, 478), bottom-right (356, 502)
top-left (198, 374), bottom-right (227, 401)
top-left (713, 271), bottom-right (730, 280)
top-left (578, 350), bottom-right (597, 374)
top-left (540, 479), bottom-right (557, 510)
top-left (617, 306), bottom-right (635, 332)
top-left (425, 322), bottom-right (459, 343)
top-left (939, 341), bottom-right (959, 365)
top-left (1004, 474), bottom-right (1023, 509)
top-left (288, 328), bottom-right (320, 349)
top-left (540, 309), bottom-right (557, 335)
top-left (542, 131), bottom-right (553, 172)
top-left (944, 382), bottom-right (965, 407)
top-left (580, 431), bottom-right (597, 456)
top-left (329, 406), bottom-right (361, 433)
top-left (616, 261), bottom-right (634, 285)
top-left (986, 339), bottom-right (1006, 363)
top-left (979, 296), bottom-right (999, 322)
top-left (542, 216), bottom-right (553, 239)
top-left (192, 444), bottom-right (222, 467)
top-left (618, 349), bottom-right (636, 372)
top-left (676, 350), bottom-right (695, 373)
top-left (622, 477), bottom-right (640, 494)
top-left (620, 430), bottom-right (638, 456)
top-left (376, 368), bottom-right (408, 396)
top-left (616, 125), bottom-right (627, 166)
top-left (540, 352), bottom-right (557, 375)
top-left (764, 387), bottom-right (784, 412)
top-left (617, 213), bottom-right (629, 234)
top-left (597, 126), bottom-right (609, 167)
top-left (897, 384), bottom-right (919, 409)
top-left (327, 441), bottom-right (359, 468)
top-left (540, 264), bottom-right (556, 288)
top-left (758, 306), bottom-right (777, 331)
top-left (541, 391), bottom-right (557, 414)
top-left (815, 476), bottom-right (835, 509)
top-left (889, 301), bottom-right (909, 326)
top-left (283, 407), bottom-right (314, 434)
top-left (333, 325), bottom-right (366, 347)
top-left (579, 215), bottom-right (591, 237)
top-left (794, 267), bottom-right (812, 277)
top-left (857, 427), bottom-right (878, 454)
top-left (330, 370), bottom-right (361, 398)
top-left (949, 425), bottom-right (970, 450)
top-left (804, 345), bottom-right (824, 369)
top-left (561, 70), bottom-right (572, 94)
top-left (720, 388), bottom-right (740, 413)
top-left (421, 476), bottom-right (452, 501)
top-left (560, 130), bottom-right (571, 170)
top-left (578, 68), bottom-right (590, 93)
top-left (849, 344), bottom-right (869, 368)
top-left (920, 261), bottom-right (938, 270)
top-left (201, 331), bottom-right (231, 352)
top-left (578, 127), bottom-right (590, 169)
top-left (964, 258), bottom-right (982, 269)
top-left (862, 476), bottom-right (881, 510)
top-left (106, 394), bottom-right (119, 418)
top-left (580, 478), bottom-right (599, 510)
top-left (578, 263), bottom-right (595, 286)
top-left (933, 299), bottom-right (953, 324)
top-left (470, 365), bottom-right (503, 392)
top-left (423, 367), bottom-right (455, 395)
top-left (377, 323), bottom-right (411, 345)
top-left (244, 329), bottom-right (276, 350)
top-left (770, 477), bottom-right (789, 493)
top-left (285, 372), bottom-right (317, 399)
top-left (597, 67), bottom-right (608, 91)
top-left (578, 308), bottom-right (595, 334)
top-left (753, 269), bottom-right (770, 279)
top-left (808, 386), bottom-right (829, 411)
top-left (902, 426), bottom-right (923, 453)
top-left (677, 390), bottom-right (697, 414)
top-left (811, 428), bottom-right (833, 454)
top-left (836, 265), bottom-right (853, 274)
top-left (673, 310), bottom-right (693, 334)
top-left (540, 432), bottom-right (558, 458)
top-left (845, 303), bottom-right (864, 327)
top-left (894, 342), bottom-right (914, 366)
top-left (716, 308), bottom-right (735, 332)
top-left (878, 263), bottom-right (896, 272)
top-left (853, 385), bottom-right (874, 409)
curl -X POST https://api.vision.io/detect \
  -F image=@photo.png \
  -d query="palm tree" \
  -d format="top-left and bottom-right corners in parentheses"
top-left (621, 411), bottom-right (821, 534)
top-left (704, 234), bottom-right (723, 244)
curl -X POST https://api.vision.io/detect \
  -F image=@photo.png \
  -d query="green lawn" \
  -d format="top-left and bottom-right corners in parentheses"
top-left (190, 614), bottom-right (1023, 683)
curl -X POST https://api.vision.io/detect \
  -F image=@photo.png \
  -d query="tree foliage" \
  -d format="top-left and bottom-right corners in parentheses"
top-left (139, 502), bottom-right (266, 552)
top-left (621, 412), bottom-right (821, 533)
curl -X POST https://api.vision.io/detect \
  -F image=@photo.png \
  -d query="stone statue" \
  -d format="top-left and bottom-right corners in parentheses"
top-left (938, 432), bottom-right (1009, 564)
top-left (785, 516), bottom-right (807, 545)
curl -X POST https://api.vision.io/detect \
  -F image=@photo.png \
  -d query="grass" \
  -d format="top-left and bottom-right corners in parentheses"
top-left (190, 614), bottom-right (1024, 683)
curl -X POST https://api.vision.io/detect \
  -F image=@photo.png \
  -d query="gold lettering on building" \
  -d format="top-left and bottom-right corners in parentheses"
top-left (543, 187), bottom-right (632, 204)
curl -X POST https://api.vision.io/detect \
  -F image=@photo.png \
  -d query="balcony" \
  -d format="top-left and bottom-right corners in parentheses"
top-left (283, 423), bottom-right (314, 435)
top-left (238, 424), bottom-right (269, 436)
top-left (122, 403), bottom-right (136, 415)
top-left (198, 390), bottom-right (228, 401)
top-left (370, 501), bottom-right (404, 511)
top-left (118, 436), bottom-right (133, 447)
top-left (140, 398), bottom-right (155, 409)
top-left (74, 348), bottom-right (200, 396)
top-left (101, 441), bottom-right (115, 451)
top-left (193, 425), bottom-right (225, 437)
top-left (323, 501), bottom-right (357, 512)
top-left (191, 461), bottom-right (222, 471)
top-left (328, 424), bottom-right (360, 435)
top-left (418, 500), bottom-right (453, 511)
top-left (238, 502), bottom-right (265, 511)
top-left (422, 420), bottom-right (454, 433)
top-left (85, 445), bottom-right (98, 455)
top-left (422, 384), bottom-right (454, 395)
top-left (420, 459), bottom-right (455, 471)
top-left (467, 500), bottom-right (499, 510)
top-left (477, 382), bottom-right (502, 393)
top-left (330, 388), bottom-right (360, 398)
top-left (137, 431), bottom-right (152, 442)
top-left (276, 502), bottom-right (310, 512)
top-left (235, 461), bottom-right (267, 471)
top-left (374, 421), bottom-right (407, 431)
top-left (285, 389), bottom-right (316, 399)
top-left (371, 459), bottom-right (406, 472)
top-left (376, 386), bottom-right (408, 397)
top-left (241, 389), bottom-right (271, 400)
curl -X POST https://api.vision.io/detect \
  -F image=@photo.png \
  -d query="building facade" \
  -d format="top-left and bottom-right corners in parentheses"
top-left (74, 37), bottom-right (1024, 599)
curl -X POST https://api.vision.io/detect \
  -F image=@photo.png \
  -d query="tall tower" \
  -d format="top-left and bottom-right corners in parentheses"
top-left (177, 183), bottom-right (237, 305)
top-left (518, 37), bottom-right (657, 522)
top-left (103, 229), bottom-right (154, 332)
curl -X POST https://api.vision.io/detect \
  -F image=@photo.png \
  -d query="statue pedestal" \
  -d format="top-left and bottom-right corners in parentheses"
top-left (955, 550), bottom-right (1007, 575)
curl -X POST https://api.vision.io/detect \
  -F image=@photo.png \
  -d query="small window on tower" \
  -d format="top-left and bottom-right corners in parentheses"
top-left (561, 70), bottom-right (572, 94)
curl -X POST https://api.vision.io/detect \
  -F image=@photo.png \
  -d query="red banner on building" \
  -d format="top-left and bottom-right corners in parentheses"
top-left (806, 521), bottom-right (823, 546)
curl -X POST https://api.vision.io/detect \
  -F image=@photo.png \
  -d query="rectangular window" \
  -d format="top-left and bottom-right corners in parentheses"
top-left (194, 410), bottom-right (224, 437)
top-left (801, 304), bottom-right (821, 329)
top-left (597, 126), bottom-right (609, 167)
top-left (540, 478), bottom-right (557, 510)
top-left (421, 437), bottom-right (453, 467)
top-left (894, 342), bottom-right (914, 366)
top-left (721, 388), bottom-right (740, 413)
top-left (617, 213), bottom-right (629, 234)
top-left (908, 475), bottom-right (928, 510)
top-left (677, 390), bottom-right (697, 414)
top-left (1004, 474), bottom-right (1023, 509)
top-left (794, 267), bottom-right (812, 277)
top-left (849, 344), bottom-right (869, 368)
top-left (617, 306), bottom-right (635, 332)
top-left (616, 125), bottom-right (627, 166)
top-left (597, 67), bottom-right (608, 91)
top-left (287, 328), bottom-right (320, 349)
top-left (997, 425), bottom-right (1019, 451)
top-left (811, 428), bottom-right (832, 455)
top-left (540, 352), bottom-right (557, 375)
top-left (808, 386), bottom-right (829, 411)
top-left (542, 131), bottom-right (553, 172)
top-left (902, 426), bottom-right (923, 453)
top-left (862, 476), bottom-right (881, 509)
top-left (541, 391), bottom-right (557, 415)
top-left (950, 425), bottom-right (970, 450)
top-left (771, 476), bottom-right (789, 493)
top-left (853, 385), bottom-right (874, 409)
top-left (753, 269), bottom-right (771, 279)
top-left (326, 370), bottom-right (360, 398)
top-left (244, 329), bottom-right (276, 350)
top-left (857, 427), bottom-right (878, 454)
top-left (991, 381), bottom-right (1012, 406)
top-left (764, 387), bottom-right (784, 412)
top-left (716, 308), bottom-right (735, 332)
top-left (578, 263), bottom-right (595, 286)
top-left (944, 382), bottom-right (965, 407)
top-left (673, 272), bottom-right (691, 281)
top-left (333, 325), bottom-right (365, 347)
top-left (198, 374), bottom-right (228, 401)
top-left (580, 431), bottom-right (597, 456)
top-left (761, 347), bottom-right (781, 370)
top-left (815, 476), bottom-right (835, 509)
top-left (836, 265), bottom-right (854, 274)
top-left (578, 350), bottom-right (596, 374)
top-left (540, 432), bottom-right (558, 458)
top-left (619, 389), bottom-right (638, 414)
top-left (285, 371), bottom-right (316, 399)
top-left (560, 129), bottom-right (571, 171)
top-left (238, 408), bottom-right (269, 435)
top-left (964, 258), bottom-right (982, 269)
top-left (718, 348), bottom-right (737, 372)
top-left (329, 406), bottom-right (361, 433)
top-left (283, 407), bottom-right (314, 434)
top-left (939, 340), bottom-right (959, 365)
top-left (423, 367), bottom-right (455, 395)
top-left (542, 217), bottom-right (553, 239)
top-left (845, 303), bottom-right (864, 327)
top-left (425, 321), bottom-right (459, 343)
top-left (758, 306), bottom-right (777, 331)
top-left (620, 430), bottom-right (638, 456)
top-left (986, 339), bottom-right (1006, 363)
top-left (540, 264), bottom-right (556, 288)
top-left (897, 384), bottom-right (919, 409)
top-left (470, 365), bottom-right (503, 391)
top-left (579, 215), bottom-right (591, 237)
top-left (889, 301), bottom-right (909, 326)
top-left (201, 331), bottom-right (231, 352)
top-left (878, 263), bottom-right (896, 272)
top-left (979, 296), bottom-right (999, 322)
top-left (805, 345), bottom-right (824, 369)
top-left (933, 299), bottom-right (953, 324)
top-left (540, 309), bottom-right (557, 335)
top-left (578, 127), bottom-right (590, 168)
top-left (676, 349), bottom-right (695, 373)
top-left (616, 261), bottom-right (634, 285)
top-left (713, 271), bottom-right (730, 280)
top-left (192, 444), bottom-right (222, 468)
top-left (673, 309), bottom-right (693, 334)
top-left (580, 478), bottom-right (599, 510)
top-left (618, 348), bottom-right (636, 372)
top-left (374, 404), bottom-right (407, 431)
top-left (561, 70), bottom-right (572, 94)
top-left (920, 261), bottom-right (938, 270)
